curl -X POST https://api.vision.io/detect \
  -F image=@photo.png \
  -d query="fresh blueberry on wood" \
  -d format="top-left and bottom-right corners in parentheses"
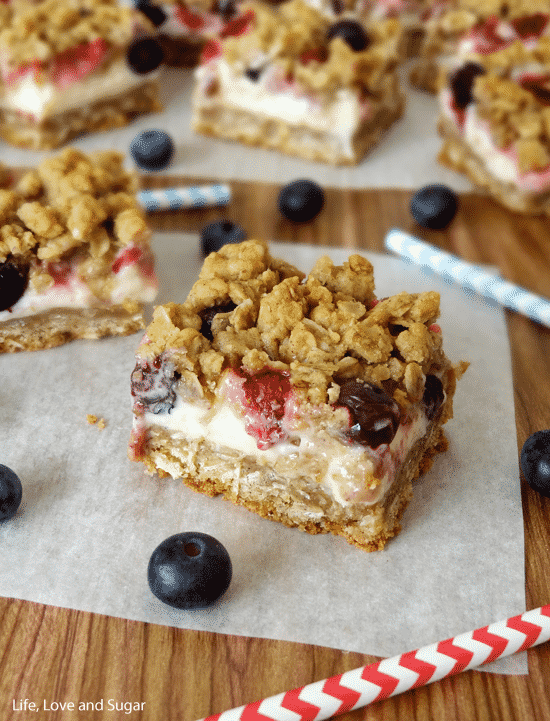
top-left (0, 261), bottom-right (28, 311)
top-left (148, 532), bottom-right (232, 609)
top-left (410, 184), bottom-right (458, 230)
top-left (127, 37), bottom-right (164, 75)
top-left (135, 0), bottom-right (167, 27)
top-left (0, 465), bottom-right (22, 521)
top-left (327, 20), bottom-right (370, 52)
top-left (130, 130), bottom-right (175, 171)
top-left (278, 180), bottom-right (325, 223)
top-left (200, 220), bottom-right (247, 255)
top-left (520, 430), bottom-right (550, 498)
top-left (449, 61), bottom-right (485, 110)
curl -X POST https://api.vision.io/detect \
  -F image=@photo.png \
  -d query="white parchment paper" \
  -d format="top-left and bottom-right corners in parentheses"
top-left (0, 236), bottom-right (526, 674)
top-left (0, 66), bottom-right (472, 192)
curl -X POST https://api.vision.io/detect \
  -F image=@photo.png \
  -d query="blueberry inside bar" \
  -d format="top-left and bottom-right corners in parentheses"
top-left (129, 240), bottom-right (467, 551)
top-left (0, 0), bottom-right (163, 150)
top-left (438, 37), bottom-right (550, 213)
top-left (0, 148), bottom-right (158, 353)
top-left (192, 0), bottom-right (404, 165)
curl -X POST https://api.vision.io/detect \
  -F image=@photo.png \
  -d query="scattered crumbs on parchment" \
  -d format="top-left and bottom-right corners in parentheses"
top-left (87, 414), bottom-right (106, 430)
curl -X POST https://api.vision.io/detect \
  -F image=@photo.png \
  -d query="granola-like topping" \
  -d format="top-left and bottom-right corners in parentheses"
top-left (457, 38), bottom-right (550, 172)
top-left (0, 0), bottom-right (151, 70)
top-left (0, 148), bottom-right (148, 299)
top-left (218, 0), bottom-right (402, 95)
top-left (138, 239), bottom-right (446, 408)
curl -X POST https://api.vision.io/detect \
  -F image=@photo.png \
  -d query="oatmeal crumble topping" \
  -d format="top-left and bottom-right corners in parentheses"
top-left (0, 148), bottom-right (148, 300)
top-left (138, 240), bottom-right (461, 408)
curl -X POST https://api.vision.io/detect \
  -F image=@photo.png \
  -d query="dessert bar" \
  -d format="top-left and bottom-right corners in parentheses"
top-left (438, 38), bottom-right (550, 214)
top-left (129, 239), bottom-right (467, 551)
top-left (191, 0), bottom-right (405, 165)
top-left (0, 0), bottom-right (164, 149)
top-left (410, 0), bottom-right (550, 93)
top-left (0, 148), bottom-right (158, 353)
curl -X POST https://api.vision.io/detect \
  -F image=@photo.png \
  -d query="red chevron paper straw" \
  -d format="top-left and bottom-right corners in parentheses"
top-left (197, 605), bottom-right (550, 721)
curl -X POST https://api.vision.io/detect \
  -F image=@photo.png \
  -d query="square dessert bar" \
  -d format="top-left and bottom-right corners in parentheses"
top-left (0, 148), bottom-right (158, 353)
top-left (410, 0), bottom-right (550, 92)
top-left (191, 0), bottom-right (405, 165)
top-left (129, 239), bottom-right (467, 552)
top-left (0, 0), bottom-right (164, 149)
top-left (438, 38), bottom-right (550, 214)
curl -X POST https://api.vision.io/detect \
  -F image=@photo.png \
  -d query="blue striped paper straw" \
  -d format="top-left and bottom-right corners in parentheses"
top-left (385, 229), bottom-right (550, 328)
top-left (138, 183), bottom-right (231, 212)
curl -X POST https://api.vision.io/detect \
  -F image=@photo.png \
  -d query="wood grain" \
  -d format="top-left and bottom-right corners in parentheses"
top-left (2, 178), bottom-right (550, 721)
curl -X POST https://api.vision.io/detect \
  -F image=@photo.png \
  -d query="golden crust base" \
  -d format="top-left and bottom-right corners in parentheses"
top-left (137, 417), bottom-right (448, 552)
top-left (0, 305), bottom-right (145, 353)
top-left (192, 92), bottom-right (405, 166)
top-left (0, 81), bottom-right (162, 151)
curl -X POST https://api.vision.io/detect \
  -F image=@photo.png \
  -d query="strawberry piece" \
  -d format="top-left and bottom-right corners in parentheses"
top-left (174, 3), bottom-right (206, 30)
top-left (299, 47), bottom-right (328, 64)
top-left (200, 39), bottom-right (222, 64)
top-left (50, 37), bottom-right (108, 91)
top-left (225, 367), bottom-right (293, 450)
top-left (219, 8), bottom-right (254, 38)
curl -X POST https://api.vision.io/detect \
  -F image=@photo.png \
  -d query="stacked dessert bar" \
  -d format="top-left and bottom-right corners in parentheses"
top-left (438, 36), bottom-right (550, 214)
top-left (129, 239), bottom-right (467, 551)
top-left (0, 0), bottom-right (164, 149)
top-left (191, 0), bottom-right (405, 165)
top-left (0, 148), bottom-right (158, 352)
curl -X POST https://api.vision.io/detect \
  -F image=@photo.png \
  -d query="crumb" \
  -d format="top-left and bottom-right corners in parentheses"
top-left (87, 414), bottom-right (106, 429)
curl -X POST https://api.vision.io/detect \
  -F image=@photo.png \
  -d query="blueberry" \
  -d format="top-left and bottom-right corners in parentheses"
top-left (422, 374), bottom-right (445, 421)
top-left (336, 379), bottom-right (401, 448)
top-left (245, 66), bottom-right (262, 81)
top-left (410, 184), bottom-right (458, 230)
top-left (127, 37), bottom-right (164, 75)
top-left (327, 20), bottom-right (370, 52)
top-left (148, 532), bottom-right (232, 609)
top-left (520, 430), bottom-right (550, 498)
top-left (449, 61), bottom-right (485, 110)
top-left (200, 220), bottom-right (247, 255)
top-left (278, 180), bottom-right (325, 223)
top-left (199, 301), bottom-right (237, 341)
top-left (130, 130), bottom-right (175, 171)
top-left (0, 465), bottom-right (22, 521)
top-left (0, 261), bottom-right (28, 311)
top-left (214, 0), bottom-right (237, 20)
top-left (135, 0), bottom-right (167, 27)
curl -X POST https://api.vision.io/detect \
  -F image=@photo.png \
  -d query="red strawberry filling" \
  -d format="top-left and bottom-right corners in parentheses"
top-left (224, 366), bottom-right (294, 450)
top-left (219, 8), bottom-right (254, 39)
top-left (175, 3), bottom-right (206, 30)
top-left (3, 37), bottom-right (109, 90)
top-left (112, 244), bottom-right (156, 279)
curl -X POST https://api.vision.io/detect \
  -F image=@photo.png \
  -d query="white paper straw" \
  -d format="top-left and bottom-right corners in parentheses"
top-left (196, 605), bottom-right (550, 721)
top-left (138, 184), bottom-right (231, 212)
top-left (385, 229), bottom-right (550, 328)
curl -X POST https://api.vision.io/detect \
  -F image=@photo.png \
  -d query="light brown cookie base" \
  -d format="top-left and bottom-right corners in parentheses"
top-left (137, 415), bottom-right (448, 552)
top-left (438, 117), bottom-right (550, 214)
top-left (0, 305), bottom-right (146, 353)
top-left (192, 92), bottom-right (405, 166)
top-left (0, 81), bottom-right (162, 151)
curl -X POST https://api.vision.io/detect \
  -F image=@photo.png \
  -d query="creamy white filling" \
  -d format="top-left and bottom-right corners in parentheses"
top-left (158, 3), bottom-right (224, 39)
top-left (196, 59), bottom-right (370, 158)
top-left (0, 259), bottom-right (157, 322)
top-left (0, 58), bottom-right (160, 121)
top-left (143, 390), bottom-right (429, 507)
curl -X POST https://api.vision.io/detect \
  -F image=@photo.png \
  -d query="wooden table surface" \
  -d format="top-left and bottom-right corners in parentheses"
top-left (2, 176), bottom-right (550, 721)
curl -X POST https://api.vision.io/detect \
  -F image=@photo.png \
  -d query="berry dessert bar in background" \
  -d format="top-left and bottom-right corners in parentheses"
top-left (129, 239), bottom-right (467, 551)
top-left (0, 148), bottom-right (158, 353)
top-left (410, 0), bottom-right (550, 93)
top-left (0, 0), bottom-right (164, 150)
top-left (438, 38), bottom-right (550, 214)
top-left (191, 0), bottom-right (405, 165)
top-left (136, 0), bottom-right (245, 67)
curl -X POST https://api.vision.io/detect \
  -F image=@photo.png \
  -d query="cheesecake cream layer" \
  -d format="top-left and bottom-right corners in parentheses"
top-left (0, 59), bottom-right (161, 121)
top-left (195, 59), bottom-right (370, 159)
top-left (141, 381), bottom-right (429, 508)
top-left (0, 245), bottom-right (158, 322)
top-left (440, 88), bottom-right (550, 192)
